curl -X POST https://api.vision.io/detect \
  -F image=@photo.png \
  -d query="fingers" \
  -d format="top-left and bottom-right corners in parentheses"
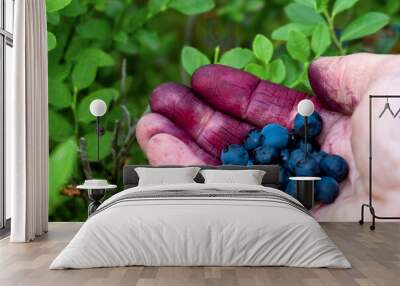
top-left (150, 82), bottom-right (254, 157)
top-left (313, 53), bottom-right (400, 219)
top-left (191, 64), bottom-right (308, 128)
top-left (308, 53), bottom-right (395, 115)
top-left (136, 113), bottom-right (219, 165)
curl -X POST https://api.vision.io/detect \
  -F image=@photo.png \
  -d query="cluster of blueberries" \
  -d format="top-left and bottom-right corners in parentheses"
top-left (220, 112), bottom-right (349, 204)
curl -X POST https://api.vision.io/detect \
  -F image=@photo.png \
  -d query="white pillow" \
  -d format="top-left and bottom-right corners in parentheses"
top-left (135, 167), bottom-right (200, 186)
top-left (200, 169), bottom-right (266, 185)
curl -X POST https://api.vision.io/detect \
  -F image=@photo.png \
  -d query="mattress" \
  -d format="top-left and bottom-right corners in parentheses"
top-left (50, 183), bottom-right (351, 269)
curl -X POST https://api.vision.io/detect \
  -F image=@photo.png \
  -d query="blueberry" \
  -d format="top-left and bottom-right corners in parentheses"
top-left (254, 145), bottom-right (279, 164)
top-left (285, 180), bottom-right (297, 198)
top-left (294, 157), bottom-right (319, 176)
top-left (297, 141), bottom-right (313, 153)
top-left (312, 151), bottom-right (328, 165)
top-left (287, 130), bottom-right (301, 149)
top-left (311, 151), bottom-right (328, 174)
top-left (244, 129), bottom-right (264, 150)
top-left (261, 123), bottom-right (289, 150)
top-left (320, 154), bottom-right (349, 182)
top-left (293, 112), bottom-right (323, 139)
top-left (220, 144), bottom-right (249, 165)
top-left (280, 149), bottom-right (290, 163)
top-left (279, 167), bottom-right (291, 190)
top-left (315, 176), bottom-right (339, 204)
top-left (288, 149), bottom-right (305, 172)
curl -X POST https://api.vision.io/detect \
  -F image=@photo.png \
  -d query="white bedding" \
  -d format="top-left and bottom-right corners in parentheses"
top-left (50, 183), bottom-right (351, 269)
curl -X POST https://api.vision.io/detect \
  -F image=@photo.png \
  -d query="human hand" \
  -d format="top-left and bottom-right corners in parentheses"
top-left (136, 53), bottom-right (400, 221)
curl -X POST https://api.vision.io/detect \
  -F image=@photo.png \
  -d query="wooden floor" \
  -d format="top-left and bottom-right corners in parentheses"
top-left (0, 223), bottom-right (399, 286)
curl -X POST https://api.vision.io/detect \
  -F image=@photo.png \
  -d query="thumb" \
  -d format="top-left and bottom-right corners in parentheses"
top-left (308, 53), bottom-right (393, 115)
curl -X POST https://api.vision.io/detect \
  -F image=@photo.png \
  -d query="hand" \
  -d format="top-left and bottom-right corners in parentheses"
top-left (136, 53), bottom-right (400, 221)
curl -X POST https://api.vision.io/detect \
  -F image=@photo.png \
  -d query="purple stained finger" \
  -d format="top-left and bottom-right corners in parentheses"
top-left (191, 64), bottom-right (309, 128)
top-left (150, 82), bottom-right (254, 157)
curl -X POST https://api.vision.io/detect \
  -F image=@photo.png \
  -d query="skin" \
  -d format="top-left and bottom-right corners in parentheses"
top-left (136, 53), bottom-right (400, 221)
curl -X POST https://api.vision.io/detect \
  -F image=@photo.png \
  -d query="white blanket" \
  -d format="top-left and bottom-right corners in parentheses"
top-left (50, 183), bottom-right (351, 269)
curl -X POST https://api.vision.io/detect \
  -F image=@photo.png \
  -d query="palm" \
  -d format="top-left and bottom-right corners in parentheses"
top-left (136, 53), bottom-right (400, 221)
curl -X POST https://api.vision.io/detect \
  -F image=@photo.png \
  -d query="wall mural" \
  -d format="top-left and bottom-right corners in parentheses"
top-left (46, 0), bottom-right (400, 222)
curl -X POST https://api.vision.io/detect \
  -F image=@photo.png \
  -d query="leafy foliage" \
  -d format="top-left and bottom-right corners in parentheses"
top-left (252, 35), bottom-right (273, 64)
top-left (332, 0), bottom-right (358, 18)
top-left (340, 12), bottom-right (390, 42)
top-left (219, 48), bottom-right (254, 69)
top-left (48, 0), bottom-right (396, 221)
top-left (181, 0), bottom-right (392, 91)
top-left (286, 30), bottom-right (310, 62)
top-left (49, 138), bottom-right (77, 213)
top-left (46, 0), bottom-right (72, 13)
top-left (169, 0), bottom-right (215, 15)
top-left (311, 22), bottom-right (331, 56)
top-left (181, 46), bottom-right (211, 75)
top-left (47, 0), bottom-right (216, 221)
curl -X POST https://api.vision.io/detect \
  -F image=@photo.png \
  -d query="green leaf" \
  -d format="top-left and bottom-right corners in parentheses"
top-left (286, 30), bottom-right (310, 62)
top-left (340, 12), bottom-right (390, 42)
top-left (49, 138), bottom-right (77, 212)
top-left (48, 78), bottom-right (72, 108)
top-left (115, 40), bottom-right (139, 55)
top-left (244, 63), bottom-right (268, 80)
top-left (46, 0), bottom-right (72, 12)
top-left (148, 0), bottom-right (169, 17)
top-left (77, 19), bottom-right (111, 41)
top-left (93, 0), bottom-right (106, 11)
top-left (252, 34), bottom-right (273, 64)
top-left (282, 55), bottom-right (300, 86)
top-left (284, 3), bottom-right (324, 25)
top-left (385, 0), bottom-right (400, 15)
top-left (127, 9), bottom-right (148, 33)
top-left (169, 0), bottom-right (215, 15)
top-left (104, 0), bottom-right (124, 17)
top-left (65, 36), bottom-right (86, 62)
top-left (74, 47), bottom-right (115, 67)
top-left (48, 32), bottom-right (57, 51)
top-left (84, 132), bottom-right (113, 161)
top-left (315, 0), bottom-right (328, 13)
top-left (294, 0), bottom-right (315, 8)
top-left (77, 89), bottom-right (118, 123)
top-left (181, 46), bottom-right (210, 75)
top-left (114, 31), bottom-right (128, 44)
top-left (48, 63), bottom-right (71, 81)
top-left (267, 59), bottom-right (286, 84)
top-left (289, 62), bottom-right (311, 90)
top-left (47, 12), bottom-right (60, 25)
top-left (271, 23), bottom-right (315, 41)
top-left (60, 0), bottom-right (87, 17)
top-left (135, 30), bottom-right (159, 51)
top-left (332, 0), bottom-right (358, 18)
top-left (311, 22), bottom-right (331, 56)
top-left (219, 48), bottom-right (254, 69)
top-left (71, 59), bottom-right (98, 90)
top-left (49, 109), bottom-right (74, 142)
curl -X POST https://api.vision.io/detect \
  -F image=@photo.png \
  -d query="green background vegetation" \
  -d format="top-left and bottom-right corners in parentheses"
top-left (46, 0), bottom-right (400, 221)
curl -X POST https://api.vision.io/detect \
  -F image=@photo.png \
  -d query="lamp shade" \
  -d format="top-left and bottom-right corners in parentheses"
top-left (297, 99), bottom-right (314, 117)
top-left (90, 99), bottom-right (107, 117)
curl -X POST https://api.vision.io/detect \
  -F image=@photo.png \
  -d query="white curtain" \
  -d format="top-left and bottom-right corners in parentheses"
top-left (8, 0), bottom-right (48, 242)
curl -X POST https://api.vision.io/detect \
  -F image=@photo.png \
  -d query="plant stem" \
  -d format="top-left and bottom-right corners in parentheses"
top-left (213, 46), bottom-right (220, 63)
top-left (323, 11), bottom-right (345, 55)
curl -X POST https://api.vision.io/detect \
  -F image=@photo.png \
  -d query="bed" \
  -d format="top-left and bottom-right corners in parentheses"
top-left (50, 165), bottom-right (350, 269)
